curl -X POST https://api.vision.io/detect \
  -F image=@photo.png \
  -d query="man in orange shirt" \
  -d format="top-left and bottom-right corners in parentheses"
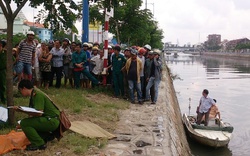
top-left (200, 99), bottom-right (220, 122)
top-left (209, 99), bottom-right (220, 119)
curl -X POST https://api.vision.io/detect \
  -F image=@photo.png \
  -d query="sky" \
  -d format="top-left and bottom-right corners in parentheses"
top-left (16, 0), bottom-right (250, 45)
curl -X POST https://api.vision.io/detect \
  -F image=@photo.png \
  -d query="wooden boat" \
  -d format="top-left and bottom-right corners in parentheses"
top-left (182, 113), bottom-right (233, 148)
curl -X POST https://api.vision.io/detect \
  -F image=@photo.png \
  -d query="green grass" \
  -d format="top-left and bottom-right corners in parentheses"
top-left (1, 85), bottom-right (129, 155)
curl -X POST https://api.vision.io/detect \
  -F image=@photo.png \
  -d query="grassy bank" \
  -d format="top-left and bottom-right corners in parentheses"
top-left (1, 86), bottom-right (129, 156)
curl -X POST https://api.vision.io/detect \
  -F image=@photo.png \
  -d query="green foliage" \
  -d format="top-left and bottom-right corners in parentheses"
top-left (89, 4), bottom-right (104, 25)
top-left (0, 33), bottom-right (39, 46)
top-left (235, 43), bottom-right (250, 50)
top-left (53, 30), bottom-right (80, 43)
top-left (34, 0), bottom-right (80, 34)
top-left (204, 40), bottom-right (221, 51)
top-left (86, 0), bottom-right (164, 49)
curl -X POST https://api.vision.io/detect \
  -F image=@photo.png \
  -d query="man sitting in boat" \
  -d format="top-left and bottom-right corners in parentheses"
top-left (196, 89), bottom-right (216, 126)
top-left (201, 99), bottom-right (220, 122)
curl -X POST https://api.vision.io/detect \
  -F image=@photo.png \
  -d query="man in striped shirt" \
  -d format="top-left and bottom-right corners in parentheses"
top-left (16, 31), bottom-right (36, 82)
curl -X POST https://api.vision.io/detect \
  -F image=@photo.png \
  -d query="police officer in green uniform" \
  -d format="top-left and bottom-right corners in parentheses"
top-left (16, 79), bottom-right (60, 150)
top-left (110, 45), bottom-right (126, 97)
top-left (0, 40), bottom-right (7, 104)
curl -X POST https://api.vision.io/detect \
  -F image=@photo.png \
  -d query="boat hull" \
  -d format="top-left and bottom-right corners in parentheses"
top-left (183, 114), bottom-right (232, 148)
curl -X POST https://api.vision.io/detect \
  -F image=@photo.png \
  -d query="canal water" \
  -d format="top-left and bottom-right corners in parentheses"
top-left (165, 53), bottom-right (250, 156)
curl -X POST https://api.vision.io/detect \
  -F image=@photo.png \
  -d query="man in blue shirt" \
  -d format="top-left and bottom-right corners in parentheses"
top-left (72, 43), bottom-right (99, 89)
top-left (196, 89), bottom-right (216, 126)
top-left (50, 40), bottom-right (64, 88)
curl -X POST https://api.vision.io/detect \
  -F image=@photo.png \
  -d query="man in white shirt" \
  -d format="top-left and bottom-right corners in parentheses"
top-left (196, 89), bottom-right (216, 126)
top-left (91, 49), bottom-right (104, 83)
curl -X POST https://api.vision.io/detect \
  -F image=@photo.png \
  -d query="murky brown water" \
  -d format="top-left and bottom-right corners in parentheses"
top-left (166, 53), bottom-right (250, 156)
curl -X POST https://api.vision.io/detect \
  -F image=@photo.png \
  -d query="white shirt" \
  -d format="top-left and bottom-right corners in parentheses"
top-left (199, 96), bottom-right (215, 113)
top-left (138, 55), bottom-right (145, 77)
top-left (91, 55), bottom-right (104, 75)
top-left (34, 47), bottom-right (41, 67)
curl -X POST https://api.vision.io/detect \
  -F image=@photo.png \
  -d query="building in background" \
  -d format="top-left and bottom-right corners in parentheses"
top-left (13, 11), bottom-right (30, 35)
top-left (0, 9), bottom-right (30, 35)
top-left (225, 38), bottom-right (250, 52)
top-left (207, 34), bottom-right (221, 44)
top-left (0, 8), bottom-right (51, 41)
top-left (0, 8), bottom-right (7, 33)
top-left (25, 21), bottom-right (52, 41)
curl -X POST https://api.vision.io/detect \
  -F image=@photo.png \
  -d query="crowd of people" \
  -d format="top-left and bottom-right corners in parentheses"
top-left (0, 31), bottom-right (163, 105)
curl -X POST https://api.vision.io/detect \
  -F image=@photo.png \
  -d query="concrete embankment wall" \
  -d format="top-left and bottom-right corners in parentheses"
top-left (161, 61), bottom-right (191, 155)
top-left (101, 56), bottom-right (191, 156)
top-left (202, 52), bottom-right (250, 60)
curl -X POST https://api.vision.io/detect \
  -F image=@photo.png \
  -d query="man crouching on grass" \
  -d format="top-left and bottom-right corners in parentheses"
top-left (14, 79), bottom-right (60, 151)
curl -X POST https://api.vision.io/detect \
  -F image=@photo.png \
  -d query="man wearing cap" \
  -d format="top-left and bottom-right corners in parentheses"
top-left (62, 38), bottom-right (72, 87)
top-left (16, 31), bottom-right (36, 82)
top-left (87, 43), bottom-right (93, 57)
top-left (109, 45), bottom-right (126, 97)
top-left (50, 40), bottom-right (65, 88)
top-left (0, 40), bottom-right (7, 104)
top-left (125, 49), bottom-right (143, 104)
top-left (89, 46), bottom-right (99, 73)
top-left (124, 48), bottom-right (131, 60)
top-left (144, 44), bottom-right (151, 58)
top-left (145, 49), bottom-right (162, 104)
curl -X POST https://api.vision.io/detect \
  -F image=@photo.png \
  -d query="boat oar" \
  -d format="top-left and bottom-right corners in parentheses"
top-left (188, 98), bottom-right (191, 115)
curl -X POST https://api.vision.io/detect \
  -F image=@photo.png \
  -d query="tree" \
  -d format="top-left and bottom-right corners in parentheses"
top-left (86, 0), bottom-right (164, 48)
top-left (0, 0), bottom-right (79, 125)
top-left (35, 0), bottom-right (80, 34)
top-left (53, 30), bottom-right (80, 43)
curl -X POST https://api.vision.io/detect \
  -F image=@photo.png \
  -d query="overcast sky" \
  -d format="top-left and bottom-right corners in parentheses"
top-left (20, 0), bottom-right (250, 45)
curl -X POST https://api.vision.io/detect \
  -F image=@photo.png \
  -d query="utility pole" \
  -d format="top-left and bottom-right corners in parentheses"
top-left (145, 0), bottom-right (147, 9)
top-left (102, 8), bottom-right (113, 85)
top-left (82, 0), bottom-right (89, 43)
